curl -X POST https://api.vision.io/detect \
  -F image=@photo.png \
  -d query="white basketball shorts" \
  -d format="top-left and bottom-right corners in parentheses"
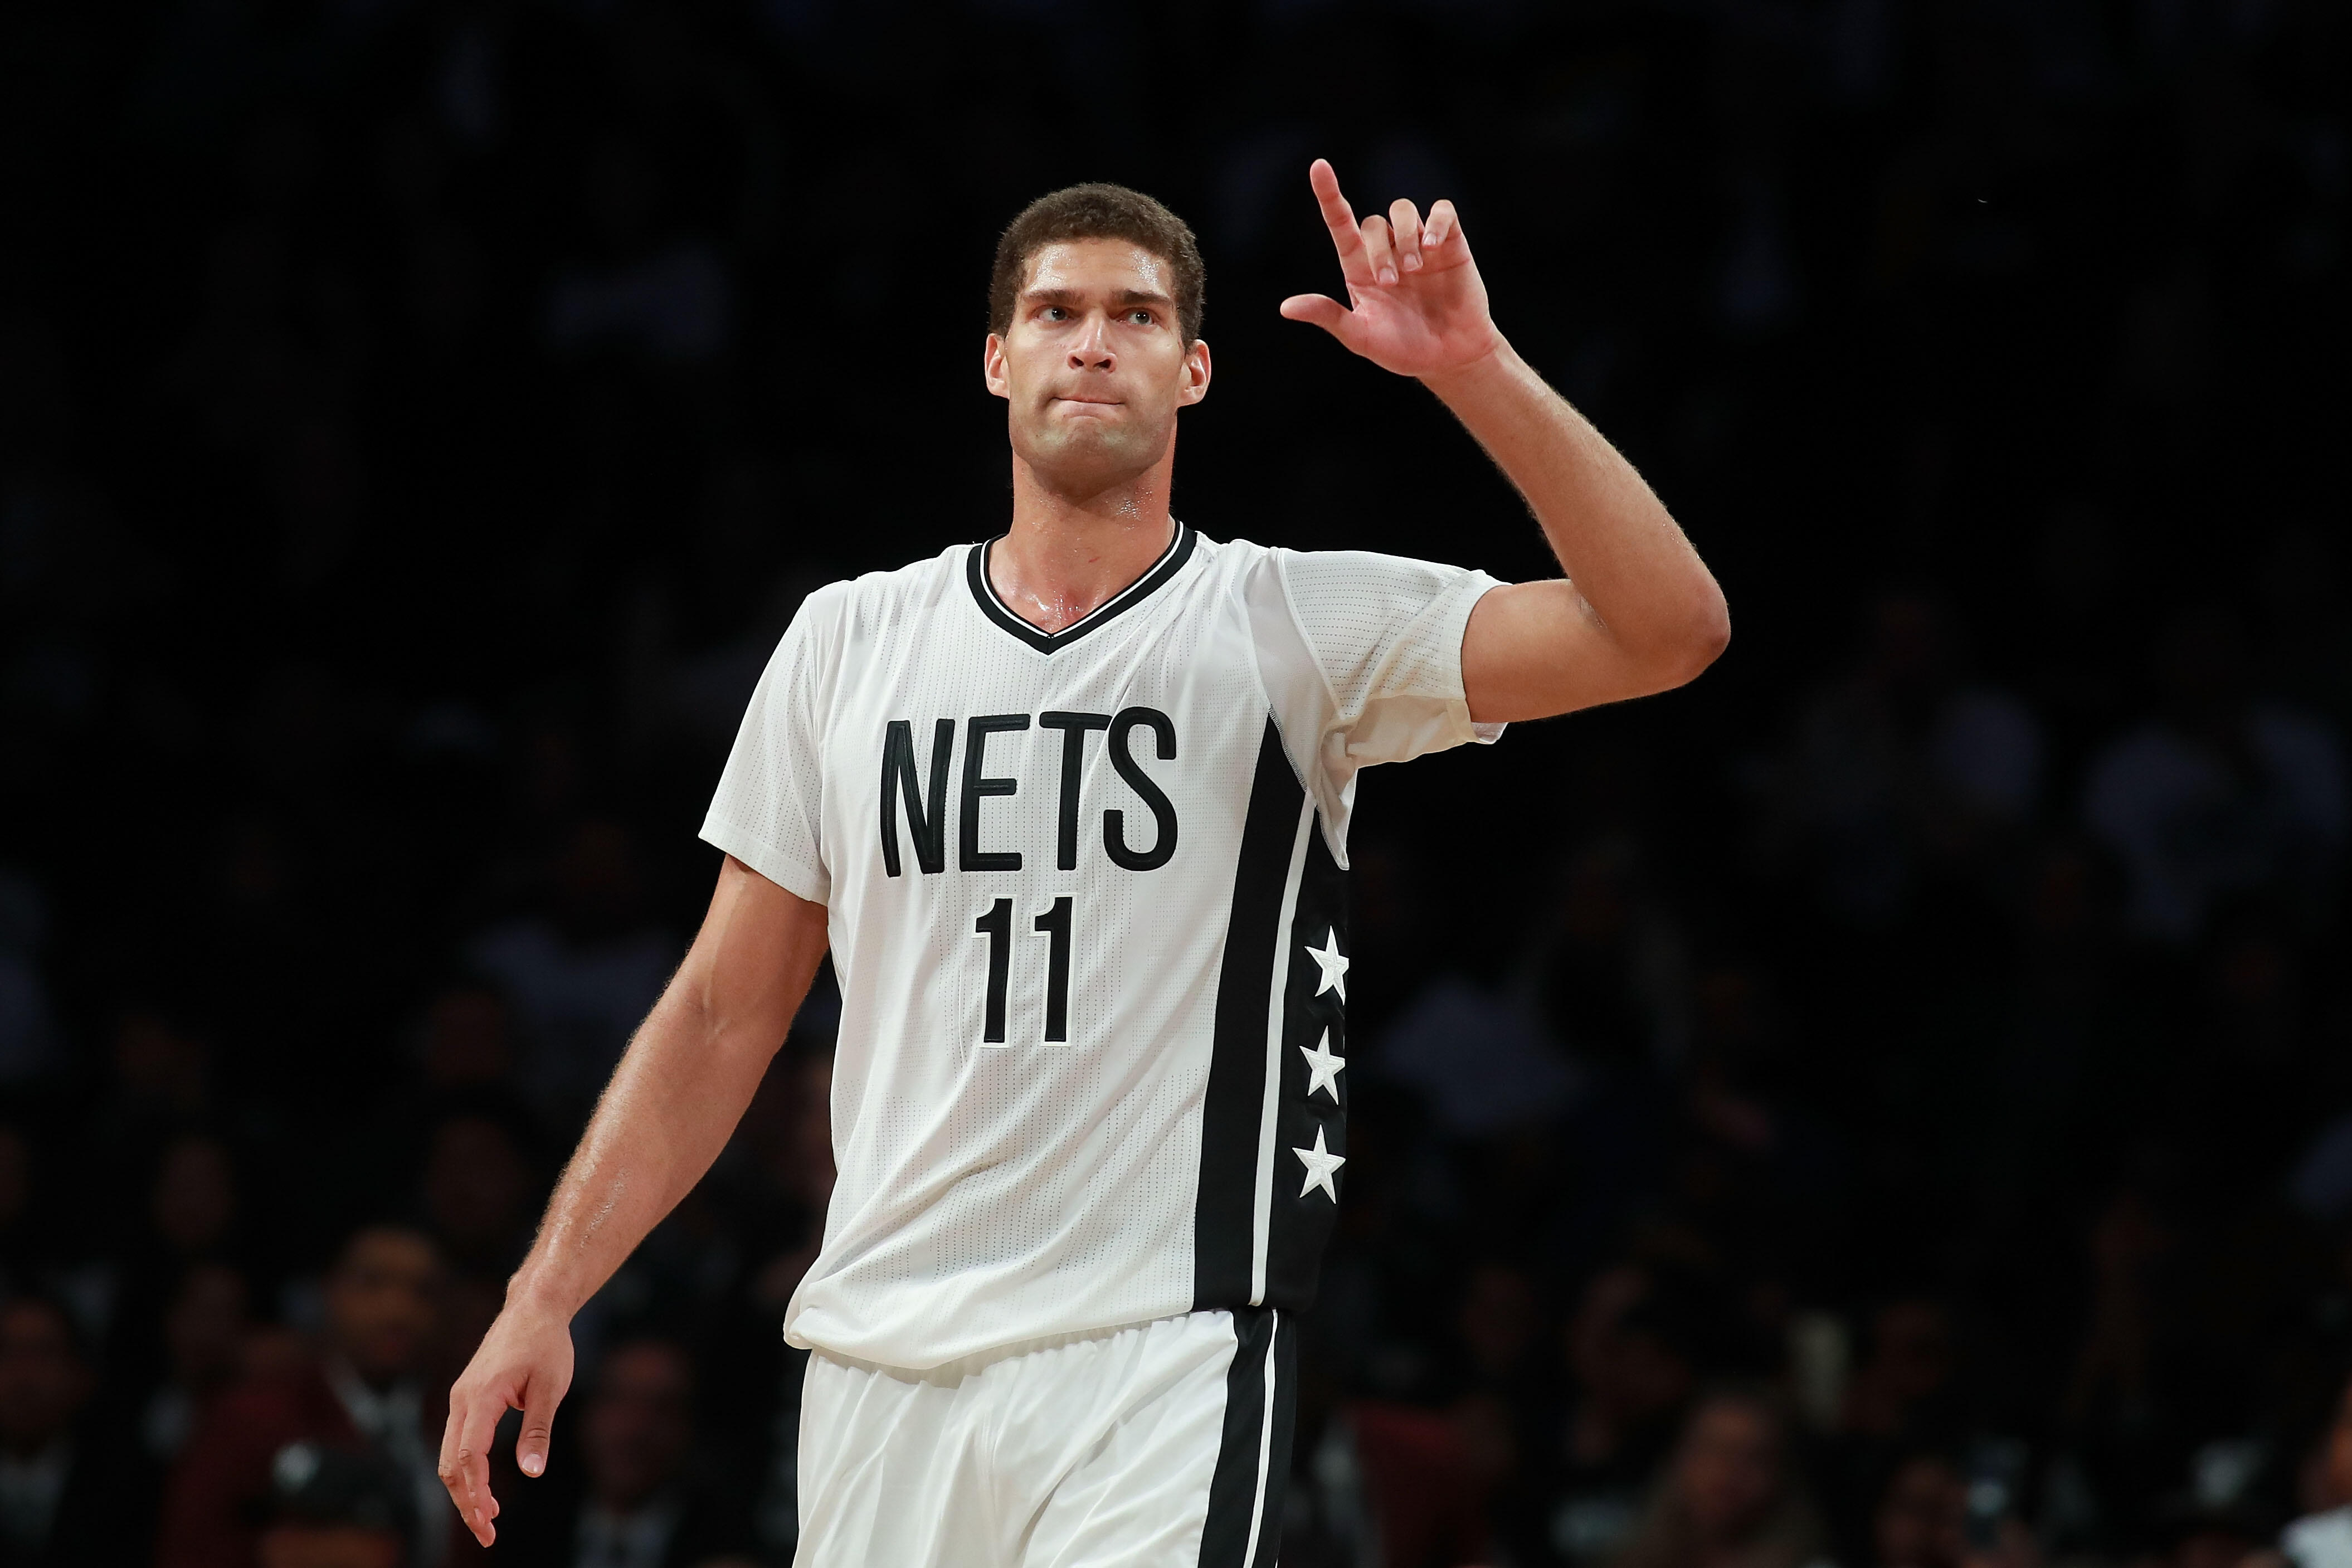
top-left (793, 1307), bottom-right (1294, 1568)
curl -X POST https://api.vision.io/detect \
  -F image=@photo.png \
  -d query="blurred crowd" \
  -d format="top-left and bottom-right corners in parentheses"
top-left (0, 0), bottom-right (2345, 1565)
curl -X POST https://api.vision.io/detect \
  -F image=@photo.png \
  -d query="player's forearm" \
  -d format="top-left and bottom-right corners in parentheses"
top-left (502, 992), bottom-right (754, 1316)
top-left (1424, 339), bottom-right (1727, 679)
top-left (506, 862), bottom-right (827, 1318)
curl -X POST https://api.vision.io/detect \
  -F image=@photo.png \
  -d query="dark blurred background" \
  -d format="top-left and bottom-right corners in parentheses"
top-left (1, 2), bottom-right (2348, 1566)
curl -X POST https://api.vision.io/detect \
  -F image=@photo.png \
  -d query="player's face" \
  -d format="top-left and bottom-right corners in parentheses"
top-left (985, 238), bottom-right (1210, 494)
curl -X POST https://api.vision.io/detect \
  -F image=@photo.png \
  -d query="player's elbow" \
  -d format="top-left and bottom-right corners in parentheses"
top-left (1686, 586), bottom-right (1732, 678)
top-left (1644, 582), bottom-right (1730, 691)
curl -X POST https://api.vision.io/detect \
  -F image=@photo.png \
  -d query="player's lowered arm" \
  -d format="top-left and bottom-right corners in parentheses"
top-left (1279, 157), bottom-right (1728, 724)
top-left (1428, 343), bottom-right (1730, 723)
top-left (439, 854), bottom-right (827, 1547)
top-left (510, 853), bottom-right (826, 1316)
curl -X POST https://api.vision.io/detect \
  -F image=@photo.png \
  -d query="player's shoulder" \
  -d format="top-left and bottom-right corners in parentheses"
top-left (841, 540), bottom-right (970, 602)
top-left (794, 542), bottom-right (970, 629)
top-left (1189, 533), bottom-right (1487, 598)
top-left (1184, 528), bottom-right (1277, 587)
top-left (1191, 532), bottom-right (1470, 570)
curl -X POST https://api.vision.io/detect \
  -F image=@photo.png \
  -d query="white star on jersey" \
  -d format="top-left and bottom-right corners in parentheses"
top-left (1299, 1031), bottom-right (1345, 1103)
top-left (1293, 1125), bottom-right (1346, 1202)
top-left (1305, 929), bottom-right (1348, 1001)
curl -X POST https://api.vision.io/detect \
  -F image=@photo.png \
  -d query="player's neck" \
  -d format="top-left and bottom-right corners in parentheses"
top-left (992, 454), bottom-right (1179, 635)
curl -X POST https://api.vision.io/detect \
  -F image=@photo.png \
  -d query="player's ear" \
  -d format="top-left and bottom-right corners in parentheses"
top-left (1177, 338), bottom-right (1211, 407)
top-left (983, 333), bottom-right (1012, 400)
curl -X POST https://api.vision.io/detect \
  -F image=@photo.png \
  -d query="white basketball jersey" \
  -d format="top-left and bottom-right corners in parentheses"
top-left (702, 525), bottom-right (1504, 1369)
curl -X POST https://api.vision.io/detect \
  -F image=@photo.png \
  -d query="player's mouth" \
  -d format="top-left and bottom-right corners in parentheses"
top-left (1051, 395), bottom-right (1123, 409)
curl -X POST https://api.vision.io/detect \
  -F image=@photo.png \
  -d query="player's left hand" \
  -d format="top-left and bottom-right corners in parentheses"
top-left (1280, 158), bottom-right (1502, 379)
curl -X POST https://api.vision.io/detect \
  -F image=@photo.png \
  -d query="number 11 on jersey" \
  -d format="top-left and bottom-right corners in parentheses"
top-left (975, 897), bottom-right (1074, 1045)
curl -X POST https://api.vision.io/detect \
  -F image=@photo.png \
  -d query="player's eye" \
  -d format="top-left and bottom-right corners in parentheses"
top-left (1042, 306), bottom-right (1068, 322)
top-left (1128, 310), bottom-right (1153, 326)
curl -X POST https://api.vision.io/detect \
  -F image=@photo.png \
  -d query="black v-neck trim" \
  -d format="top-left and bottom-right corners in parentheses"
top-left (966, 523), bottom-right (1197, 655)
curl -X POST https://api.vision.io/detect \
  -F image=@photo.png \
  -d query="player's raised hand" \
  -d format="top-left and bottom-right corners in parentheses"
top-left (1280, 158), bottom-right (1502, 379)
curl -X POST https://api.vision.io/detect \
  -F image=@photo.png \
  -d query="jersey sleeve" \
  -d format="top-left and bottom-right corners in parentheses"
top-left (700, 586), bottom-right (841, 904)
top-left (1243, 546), bottom-right (1506, 860)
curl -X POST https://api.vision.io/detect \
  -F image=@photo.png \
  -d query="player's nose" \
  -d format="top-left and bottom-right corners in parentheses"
top-left (1067, 313), bottom-right (1114, 370)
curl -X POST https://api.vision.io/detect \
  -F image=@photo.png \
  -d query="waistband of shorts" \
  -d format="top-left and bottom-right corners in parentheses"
top-left (801, 1308), bottom-right (1227, 1385)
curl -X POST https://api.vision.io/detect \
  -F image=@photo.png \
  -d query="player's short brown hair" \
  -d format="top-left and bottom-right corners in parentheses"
top-left (989, 183), bottom-right (1206, 345)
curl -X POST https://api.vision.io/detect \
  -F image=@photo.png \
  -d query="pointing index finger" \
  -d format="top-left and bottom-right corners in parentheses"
top-left (1308, 159), bottom-right (1374, 286)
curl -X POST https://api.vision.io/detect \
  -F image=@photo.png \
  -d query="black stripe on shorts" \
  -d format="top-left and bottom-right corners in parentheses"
top-left (1199, 1306), bottom-right (1297, 1568)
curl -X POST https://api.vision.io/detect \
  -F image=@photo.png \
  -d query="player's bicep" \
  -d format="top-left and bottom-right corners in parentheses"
top-left (1461, 578), bottom-right (1664, 723)
top-left (674, 855), bottom-right (831, 1054)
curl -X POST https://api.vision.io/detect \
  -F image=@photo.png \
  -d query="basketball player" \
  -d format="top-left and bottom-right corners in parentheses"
top-left (441, 160), bottom-right (1728, 1566)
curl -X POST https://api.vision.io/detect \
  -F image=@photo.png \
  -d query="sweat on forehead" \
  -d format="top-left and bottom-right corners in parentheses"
top-left (1022, 240), bottom-right (1169, 294)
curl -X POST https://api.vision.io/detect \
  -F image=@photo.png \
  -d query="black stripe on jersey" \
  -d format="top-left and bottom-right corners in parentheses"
top-left (1194, 719), bottom-right (1303, 1308)
top-left (1199, 1307), bottom-right (1295, 1568)
top-left (966, 522), bottom-right (1197, 654)
top-left (1265, 817), bottom-right (1348, 1309)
